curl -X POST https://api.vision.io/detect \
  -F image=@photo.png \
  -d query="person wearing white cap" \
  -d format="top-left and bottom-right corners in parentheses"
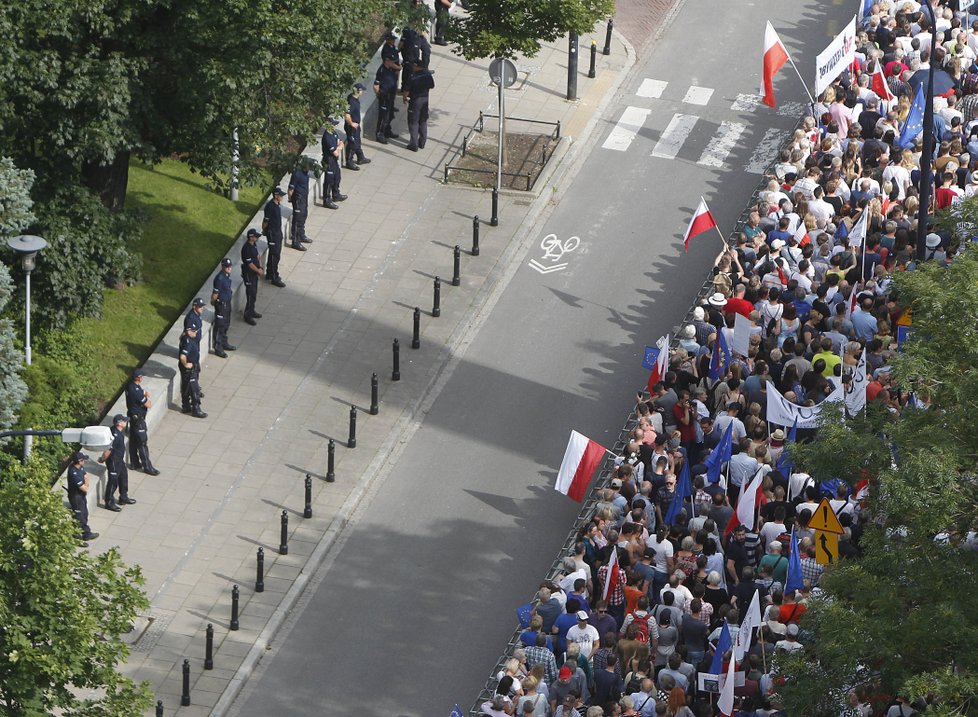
top-left (566, 611), bottom-right (600, 659)
top-left (924, 233), bottom-right (946, 262)
top-left (775, 623), bottom-right (804, 652)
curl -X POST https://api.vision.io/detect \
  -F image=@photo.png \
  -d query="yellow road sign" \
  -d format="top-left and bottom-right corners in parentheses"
top-left (808, 498), bottom-right (844, 535)
top-left (815, 530), bottom-right (839, 566)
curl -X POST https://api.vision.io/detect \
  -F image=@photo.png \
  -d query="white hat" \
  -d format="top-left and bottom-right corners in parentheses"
top-left (925, 233), bottom-right (941, 249)
top-left (708, 292), bottom-right (728, 307)
top-left (771, 239), bottom-right (786, 251)
top-left (693, 306), bottom-right (706, 320)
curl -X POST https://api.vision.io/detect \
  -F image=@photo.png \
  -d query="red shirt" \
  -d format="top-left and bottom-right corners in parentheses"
top-left (724, 297), bottom-right (754, 318)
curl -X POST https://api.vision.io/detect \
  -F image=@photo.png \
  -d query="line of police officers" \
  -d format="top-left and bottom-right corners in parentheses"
top-left (69, 24), bottom-right (446, 541)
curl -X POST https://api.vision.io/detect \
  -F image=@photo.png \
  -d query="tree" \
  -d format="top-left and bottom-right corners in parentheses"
top-left (450, 0), bottom-right (614, 60)
top-left (776, 245), bottom-right (978, 715)
top-left (0, 461), bottom-right (152, 716)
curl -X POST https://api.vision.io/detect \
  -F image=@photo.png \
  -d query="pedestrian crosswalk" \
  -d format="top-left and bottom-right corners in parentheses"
top-left (602, 79), bottom-right (806, 174)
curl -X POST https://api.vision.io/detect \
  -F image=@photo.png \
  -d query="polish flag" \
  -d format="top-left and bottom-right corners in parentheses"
top-left (793, 221), bottom-right (811, 247)
top-left (760, 22), bottom-right (789, 108)
top-left (718, 640), bottom-right (737, 717)
top-left (881, 195), bottom-right (890, 217)
top-left (845, 290), bottom-right (860, 321)
top-left (601, 544), bottom-right (622, 602)
top-left (725, 466), bottom-right (766, 535)
top-left (872, 63), bottom-right (895, 107)
top-left (554, 430), bottom-right (607, 502)
top-left (684, 197), bottom-right (718, 251)
top-left (646, 334), bottom-right (670, 395)
top-left (854, 478), bottom-right (870, 505)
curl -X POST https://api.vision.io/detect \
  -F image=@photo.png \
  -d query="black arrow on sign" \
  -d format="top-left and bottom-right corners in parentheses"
top-left (819, 532), bottom-right (834, 564)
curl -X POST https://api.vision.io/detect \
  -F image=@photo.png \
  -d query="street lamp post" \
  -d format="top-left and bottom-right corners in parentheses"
top-left (7, 234), bottom-right (48, 461)
top-left (0, 426), bottom-right (113, 450)
top-left (916, 0), bottom-right (938, 262)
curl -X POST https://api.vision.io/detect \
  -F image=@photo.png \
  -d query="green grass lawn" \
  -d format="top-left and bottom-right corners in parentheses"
top-left (73, 159), bottom-right (271, 409)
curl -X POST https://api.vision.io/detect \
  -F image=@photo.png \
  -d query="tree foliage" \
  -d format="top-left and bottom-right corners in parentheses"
top-left (450, 0), bottom-right (615, 60)
top-left (0, 461), bottom-right (152, 716)
top-left (777, 245), bottom-right (978, 716)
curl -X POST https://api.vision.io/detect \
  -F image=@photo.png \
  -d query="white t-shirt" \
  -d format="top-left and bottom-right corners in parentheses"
top-left (566, 624), bottom-right (600, 658)
top-left (775, 639), bottom-right (804, 653)
top-left (645, 535), bottom-right (674, 572)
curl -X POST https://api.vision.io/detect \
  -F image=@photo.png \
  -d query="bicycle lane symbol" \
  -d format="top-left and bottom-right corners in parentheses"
top-left (528, 234), bottom-right (580, 274)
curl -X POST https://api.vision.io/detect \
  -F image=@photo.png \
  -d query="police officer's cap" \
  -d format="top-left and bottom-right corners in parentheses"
top-left (113, 414), bottom-right (128, 424)
top-left (384, 30), bottom-right (397, 40)
top-left (221, 258), bottom-right (233, 268)
top-left (247, 228), bottom-right (261, 238)
top-left (353, 82), bottom-right (366, 91)
top-left (132, 368), bottom-right (145, 379)
top-left (272, 187), bottom-right (286, 197)
top-left (192, 297), bottom-right (206, 307)
top-left (72, 451), bottom-right (89, 463)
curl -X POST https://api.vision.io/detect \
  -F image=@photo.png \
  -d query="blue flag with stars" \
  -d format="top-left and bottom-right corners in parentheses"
top-left (710, 620), bottom-right (733, 674)
top-left (704, 421), bottom-right (733, 485)
top-left (449, 705), bottom-right (465, 717)
top-left (515, 602), bottom-right (533, 628)
top-left (708, 330), bottom-right (733, 381)
top-left (785, 528), bottom-right (804, 596)
top-left (897, 82), bottom-right (925, 149)
top-left (642, 345), bottom-right (660, 371)
top-left (664, 457), bottom-right (692, 525)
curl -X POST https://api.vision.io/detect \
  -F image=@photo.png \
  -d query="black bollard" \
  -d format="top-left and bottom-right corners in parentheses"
top-left (567, 32), bottom-right (579, 101)
top-left (412, 307), bottom-right (421, 349)
top-left (348, 406), bottom-right (357, 448)
top-left (588, 40), bottom-right (597, 78)
top-left (204, 624), bottom-right (214, 670)
top-left (156, 700), bottom-right (164, 717)
top-left (490, 188), bottom-right (499, 227)
top-left (433, 277), bottom-right (441, 318)
top-left (603, 18), bottom-right (613, 55)
top-left (230, 585), bottom-right (240, 631)
top-left (256, 547), bottom-right (265, 592)
top-left (181, 659), bottom-right (191, 706)
top-left (472, 215), bottom-right (481, 256)
top-left (326, 439), bottom-right (335, 482)
top-left (370, 372), bottom-right (379, 415)
top-left (303, 474), bottom-right (313, 518)
top-left (452, 245), bottom-right (461, 286)
top-left (279, 510), bottom-right (289, 555)
top-left (392, 339), bottom-right (401, 382)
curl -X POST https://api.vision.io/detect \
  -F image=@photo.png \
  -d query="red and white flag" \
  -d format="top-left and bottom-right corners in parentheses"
top-left (725, 466), bottom-right (766, 535)
top-left (601, 544), bottom-right (622, 602)
top-left (554, 430), bottom-right (607, 502)
top-left (871, 62), bottom-right (895, 107)
top-left (761, 22), bottom-right (789, 108)
top-left (845, 289), bottom-right (859, 321)
top-left (793, 221), bottom-right (811, 247)
top-left (718, 641), bottom-right (737, 717)
top-left (684, 197), bottom-right (718, 251)
top-left (647, 334), bottom-right (670, 395)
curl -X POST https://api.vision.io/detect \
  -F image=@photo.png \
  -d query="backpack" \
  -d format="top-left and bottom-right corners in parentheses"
top-left (633, 612), bottom-right (652, 643)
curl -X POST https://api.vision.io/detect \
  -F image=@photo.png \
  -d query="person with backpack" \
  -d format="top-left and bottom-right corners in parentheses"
top-left (620, 596), bottom-right (658, 654)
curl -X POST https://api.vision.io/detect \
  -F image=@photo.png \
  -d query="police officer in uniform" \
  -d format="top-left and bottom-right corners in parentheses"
top-left (344, 83), bottom-right (372, 170)
top-left (99, 414), bottom-right (136, 511)
top-left (211, 258), bottom-right (236, 357)
top-left (321, 121), bottom-right (347, 210)
top-left (179, 326), bottom-right (206, 418)
top-left (434, 0), bottom-right (452, 45)
top-left (288, 160), bottom-right (312, 250)
top-left (242, 228), bottom-right (264, 325)
top-left (399, 27), bottom-right (419, 91)
top-left (373, 53), bottom-right (401, 145)
top-left (125, 369), bottom-right (160, 475)
top-left (263, 187), bottom-right (287, 287)
top-left (67, 451), bottom-right (98, 542)
top-left (405, 58), bottom-right (435, 151)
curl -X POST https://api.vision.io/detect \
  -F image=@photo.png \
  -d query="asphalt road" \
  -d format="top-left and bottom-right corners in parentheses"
top-left (232, 1), bottom-right (853, 715)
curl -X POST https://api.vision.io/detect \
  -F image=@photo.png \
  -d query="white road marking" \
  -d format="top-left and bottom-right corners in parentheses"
top-left (683, 86), bottom-right (714, 105)
top-left (651, 113), bottom-right (699, 159)
top-left (528, 259), bottom-right (568, 274)
top-left (731, 93), bottom-right (761, 112)
top-left (636, 79), bottom-right (668, 98)
top-left (602, 106), bottom-right (652, 152)
top-left (698, 121), bottom-right (747, 168)
top-left (744, 127), bottom-right (790, 174)
top-left (777, 101), bottom-right (810, 117)
top-left (731, 93), bottom-right (811, 118)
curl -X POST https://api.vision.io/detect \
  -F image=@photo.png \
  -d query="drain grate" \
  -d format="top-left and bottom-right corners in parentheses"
top-left (127, 609), bottom-right (174, 653)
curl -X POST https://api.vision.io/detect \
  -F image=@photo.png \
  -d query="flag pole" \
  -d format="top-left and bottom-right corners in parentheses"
top-left (784, 52), bottom-right (818, 106)
top-left (715, 225), bottom-right (729, 248)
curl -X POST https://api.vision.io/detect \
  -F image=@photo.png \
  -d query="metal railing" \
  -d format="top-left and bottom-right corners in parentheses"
top-left (464, 113), bottom-right (806, 716)
top-left (444, 112), bottom-right (562, 191)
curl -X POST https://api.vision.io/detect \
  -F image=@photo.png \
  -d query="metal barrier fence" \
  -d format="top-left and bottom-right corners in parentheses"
top-left (444, 113), bottom-right (562, 191)
top-left (464, 114), bottom-right (806, 716)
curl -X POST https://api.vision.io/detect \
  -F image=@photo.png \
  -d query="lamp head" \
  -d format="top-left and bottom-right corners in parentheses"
top-left (7, 235), bottom-right (47, 273)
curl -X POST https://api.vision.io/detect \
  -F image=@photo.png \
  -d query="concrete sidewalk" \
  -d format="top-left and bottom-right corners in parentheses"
top-left (88, 30), bottom-right (633, 716)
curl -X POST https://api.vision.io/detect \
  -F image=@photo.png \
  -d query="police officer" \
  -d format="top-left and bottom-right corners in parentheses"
top-left (288, 160), bottom-right (312, 250)
top-left (211, 258), bottom-right (236, 357)
top-left (242, 228), bottom-right (264, 325)
top-left (67, 451), bottom-right (98, 542)
top-left (321, 120), bottom-right (347, 210)
top-left (399, 27), bottom-right (419, 91)
top-left (373, 53), bottom-right (401, 145)
top-left (185, 296), bottom-right (204, 342)
top-left (125, 369), bottom-right (160, 475)
top-left (434, 0), bottom-right (452, 45)
top-left (414, 27), bottom-right (432, 69)
top-left (263, 187), bottom-right (287, 287)
top-left (179, 326), bottom-right (207, 418)
top-left (405, 57), bottom-right (435, 151)
top-left (344, 84), bottom-right (372, 170)
top-left (99, 414), bottom-right (136, 511)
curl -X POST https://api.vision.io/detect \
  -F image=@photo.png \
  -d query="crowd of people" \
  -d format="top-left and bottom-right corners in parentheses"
top-left (476, 1), bottom-right (977, 715)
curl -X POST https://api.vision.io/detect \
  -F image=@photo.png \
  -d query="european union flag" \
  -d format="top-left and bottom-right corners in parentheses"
top-left (704, 422), bottom-right (733, 485)
top-left (708, 330), bottom-right (733, 382)
top-left (664, 458), bottom-right (692, 525)
top-left (785, 528), bottom-right (804, 596)
top-left (710, 620), bottom-right (733, 674)
top-left (775, 419), bottom-right (797, 477)
top-left (449, 705), bottom-right (465, 717)
top-left (515, 602), bottom-right (533, 628)
top-left (861, 0), bottom-right (874, 17)
top-left (897, 82), bottom-right (925, 149)
top-left (835, 218), bottom-right (849, 240)
top-left (642, 345), bottom-right (660, 371)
